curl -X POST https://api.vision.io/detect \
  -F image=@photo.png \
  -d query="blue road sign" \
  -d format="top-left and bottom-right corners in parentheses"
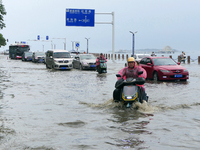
top-left (66, 9), bottom-right (95, 27)
top-left (37, 35), bottom-right (40, 40)
top-left (75, 42), bottom-right (80, 48)
top-left (46, 36), bottom-right (49, 40)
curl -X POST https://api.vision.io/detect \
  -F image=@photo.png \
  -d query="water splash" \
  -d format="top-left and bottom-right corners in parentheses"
top-left (132, 101), bottom-right (157, 114)
top-left (79, 99), bottom-right (120, 108)
top-left (79, 99), bottom-right (157, 115)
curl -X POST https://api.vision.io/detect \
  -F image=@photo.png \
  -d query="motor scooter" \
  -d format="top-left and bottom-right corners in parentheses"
top-left (113, 71), bottom-right (147, 108)
top-left (97, 60), bottom-right (107, 74)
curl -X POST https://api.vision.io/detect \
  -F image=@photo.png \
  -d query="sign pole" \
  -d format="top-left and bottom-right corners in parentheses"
top-left (129, 31), bottom-right (137, 56)
top-left (112, 12), bottom-right (115, 60)
top-left (95, 12), bottom-right (115, 60)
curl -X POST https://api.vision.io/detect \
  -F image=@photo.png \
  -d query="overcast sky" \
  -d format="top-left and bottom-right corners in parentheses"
top-left (1, 0), bottom-right (200, 53)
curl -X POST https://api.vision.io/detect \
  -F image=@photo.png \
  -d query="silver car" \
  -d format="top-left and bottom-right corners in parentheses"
top-left (73, 54), bottom-right (96, 70)
top-left (32, 52), bottom-right (45, 63)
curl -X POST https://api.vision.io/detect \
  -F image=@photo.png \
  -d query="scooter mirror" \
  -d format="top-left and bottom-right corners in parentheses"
top-left (138, 71), bottom-right (143, 75)
top-left (116, 74), bottom-right (121, 77)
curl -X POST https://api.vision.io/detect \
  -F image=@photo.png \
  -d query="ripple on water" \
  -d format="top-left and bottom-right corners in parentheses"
top-left (58, 120), bottom-right (86, 128)
top-left (0, 125), bottom-right (16, 146)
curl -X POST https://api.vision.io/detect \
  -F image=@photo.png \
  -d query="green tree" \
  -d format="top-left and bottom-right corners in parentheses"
top-left (0, 1), bottom-right (6, 47)
top-left (0, 33), bottom-right (6, 46)
top-left (0, 1), bottom-right (6, 29)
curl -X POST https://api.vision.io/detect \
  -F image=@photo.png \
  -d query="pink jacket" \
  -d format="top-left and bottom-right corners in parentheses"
top-left (96, 56), bottom-right (107, 66)
top-left (117, 65), bottom-right (147, 88)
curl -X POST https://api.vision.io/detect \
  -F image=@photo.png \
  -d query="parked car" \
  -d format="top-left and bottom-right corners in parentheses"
top-left (73, 54), bottom-right (96, 70)
top-left (70, 50), bottom-right (80, 54)
top-left (45, 49), bottom-right (73, 70)
top-left (139, 56), bottom-right (189, 81)
top-left (133, 54), bottom-right (150, 62)
top-left (32, 52), bottom-right (45, 63)
top-left (22, 52), bottom-right (33, 61)
top-left (70, 53), bottom-right (78, 58)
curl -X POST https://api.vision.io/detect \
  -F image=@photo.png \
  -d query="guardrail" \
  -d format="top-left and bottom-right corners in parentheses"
top-left (101, 53), bottom-right (200, 64)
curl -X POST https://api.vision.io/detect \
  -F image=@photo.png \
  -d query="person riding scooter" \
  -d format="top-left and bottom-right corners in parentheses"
top-left (113, 57), bottom-right (148, 102)
top-left (96, 53), bottom-right (107, 72)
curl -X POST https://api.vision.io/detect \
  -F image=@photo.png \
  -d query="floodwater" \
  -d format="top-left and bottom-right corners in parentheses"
top-left (0, 54), bottom-right (200, 150)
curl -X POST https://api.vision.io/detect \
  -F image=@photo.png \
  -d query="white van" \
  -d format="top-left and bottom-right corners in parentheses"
top-left (45, 49), bottom-right (73, 70)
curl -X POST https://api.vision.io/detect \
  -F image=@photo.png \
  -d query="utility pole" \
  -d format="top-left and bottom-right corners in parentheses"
top-left (85, 38), bottom-right (90, 54)
top-left (129, 31), bottom-right (138, 56)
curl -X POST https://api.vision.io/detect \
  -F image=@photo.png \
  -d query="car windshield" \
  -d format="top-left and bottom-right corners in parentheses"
top-left (153, 58), bottom-right (177, 66)
top-left (35, 52), bottom-right (45, 57)
top-left (80, 55), bottom-right (95, 60)
top-left (25, 52), bottom-right (32, 56)
top-left (53, 52), bottom-right (71, 58)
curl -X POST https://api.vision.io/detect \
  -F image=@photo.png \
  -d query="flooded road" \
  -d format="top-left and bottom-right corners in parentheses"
top-left (0, 54), bottom-right (200, 150)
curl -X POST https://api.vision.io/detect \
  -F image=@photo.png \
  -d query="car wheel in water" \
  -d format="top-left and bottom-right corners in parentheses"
top-left (153, 72), bottom-right (159, 81)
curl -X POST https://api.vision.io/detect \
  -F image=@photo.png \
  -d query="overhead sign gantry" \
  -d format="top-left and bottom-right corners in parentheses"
top-left (65, 8), bottom-right (115, 59)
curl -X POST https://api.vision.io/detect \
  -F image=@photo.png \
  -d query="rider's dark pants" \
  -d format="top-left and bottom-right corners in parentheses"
top-left (96, 65), bottom-right (100, 72)
top-left (113, 87), bottom-right (148, 103)
top-left (140, 87), bottom-right (148, 102)
top-left (113, 88), bottom-right (121, 102)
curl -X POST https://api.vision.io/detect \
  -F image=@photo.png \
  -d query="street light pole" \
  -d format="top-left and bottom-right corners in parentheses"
top-left (85, 38), bottom-right (90, 54)
top-left (129, 31), bottom-right (137, 56)
top-left (71, 41), bottom-right (75, 50)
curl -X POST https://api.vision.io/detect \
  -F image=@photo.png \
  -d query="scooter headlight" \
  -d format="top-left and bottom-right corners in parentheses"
top-left (126, 96), bottom-right (132, 99)
top-left (123, 93), bottom-right (137, 101)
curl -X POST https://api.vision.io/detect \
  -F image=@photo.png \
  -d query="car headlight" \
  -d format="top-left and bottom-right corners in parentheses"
top-left (184, 69), bottom-right (188, 72)
top-left (54, 60), bottom-right (59, 63)
top-left (160, 70), bottom-right (170, 73)
top-left (83, 62), bottom-right (88, 65)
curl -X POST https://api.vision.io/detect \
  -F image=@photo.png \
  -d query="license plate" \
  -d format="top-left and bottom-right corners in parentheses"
top-left (39, 59), bottom-right (43, 61)
top-left (90, 65), bottom-right (96, 67)
top-left (174, 74), bottom-right (182, 78)
top-left (61, 67), bottom-right (67, 69)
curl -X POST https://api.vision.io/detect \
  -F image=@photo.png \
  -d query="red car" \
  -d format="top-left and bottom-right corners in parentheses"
top-left (139, 56), bottom-right (189, 81)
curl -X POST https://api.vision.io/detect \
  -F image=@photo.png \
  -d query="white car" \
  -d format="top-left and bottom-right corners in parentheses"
top-left (73, 54), bottom-right (96, 70)
top-left (133, 54), bottom-right (150, 62)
